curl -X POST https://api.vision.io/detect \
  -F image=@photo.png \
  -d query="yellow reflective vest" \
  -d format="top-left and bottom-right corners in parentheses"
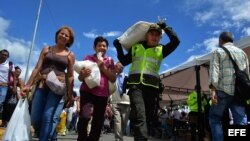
top-left (128, 43), bottom-right (163, 88)
top-left (187, 91), bottom-right (207, 112)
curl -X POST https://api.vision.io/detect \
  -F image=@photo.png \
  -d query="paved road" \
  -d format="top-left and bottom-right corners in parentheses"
top-left (31, 131), bottom-right (189, 141)
top-left (32, 131), bottom-right (177, 141)
top-left (2, 127), bottom-right (192, 141)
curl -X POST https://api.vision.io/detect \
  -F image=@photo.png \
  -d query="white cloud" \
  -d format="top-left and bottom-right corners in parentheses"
top-left (186, 55), bottom-right (201, 62)
top-left (208, 30), bottom-right (222, 36)
top-left (184, 0), bottom-right (250, 29)
top-left (103, 31), bottom-right (121, 37)
top-left (187, 43), bottom-right (202, 53)
top-left (162, 63), bottom-right (169, 68)
top-left (0, 17), bottom-right (41, 81)
top-left (83, 31), bottom-right (98, 39)
top-left (203, 37), bottom-right (218, 52)
top-left (226, 1), bottom-right (250, 22)
top-left (194, 11), bottom-right (215, 25)
top-left (242, 27), bottom-right (250, 36)
top-left (186, 37), bottom-right (218, 61)
top-left (0, 17), bottom-right (9, 37)
top-left (183, 0), bottom-right (250, 55)
top-left (189, 36), bottom-right (218, 52)
top-left (83, 30), bottom-right (121, 39)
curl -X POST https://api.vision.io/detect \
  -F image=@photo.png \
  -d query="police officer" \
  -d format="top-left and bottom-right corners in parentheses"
top-left (113, 21), bottom-right (180, 141)
top-left (187, 86), bottom-right (207, 141)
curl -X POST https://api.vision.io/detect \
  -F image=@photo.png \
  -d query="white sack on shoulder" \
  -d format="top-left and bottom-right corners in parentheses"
top-left (74, 60), bottom-right (101, 88)
top-left (118, 21), bottom-right (153, 51)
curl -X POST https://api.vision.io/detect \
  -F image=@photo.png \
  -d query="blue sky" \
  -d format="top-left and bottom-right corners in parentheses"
top-left (1, 0), bottom-right (250, 91)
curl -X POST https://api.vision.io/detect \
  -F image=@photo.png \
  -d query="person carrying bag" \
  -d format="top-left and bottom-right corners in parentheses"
top-left (21, 26), bottom-right (75, 141)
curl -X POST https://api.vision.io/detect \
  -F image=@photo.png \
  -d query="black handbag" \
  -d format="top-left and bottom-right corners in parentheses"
top-left (2, 90), bottom-right (18, 122)
top-left (6, 93), bottom-right (18, 105)
top-left (221, 47), bottom-right (250, 102)
top-left (4, 88), bottom-right (18, 106)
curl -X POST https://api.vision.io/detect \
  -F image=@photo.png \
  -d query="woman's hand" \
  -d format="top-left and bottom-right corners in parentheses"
top-left (64, 95), bottom-right (74, 108)
top-left (211, 90), bottom-right (217, 106)
top-left (21, 85), bottom-right (31, 98)
top-left (96, 60), bottom-right (107, 72)
top-left (78, 67), bottom-right (91, 81)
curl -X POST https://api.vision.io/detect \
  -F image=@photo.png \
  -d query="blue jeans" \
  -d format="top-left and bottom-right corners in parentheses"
top-left (209, 90), bottom-right (248, 141)
top-left (0, 86), bottom-right (8, 113)
top-left (31, 88), bottom-right (63, 141)
top-left (50, 98), bottom-right (64, 141)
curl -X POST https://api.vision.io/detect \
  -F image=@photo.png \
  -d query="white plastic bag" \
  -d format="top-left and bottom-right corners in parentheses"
top-left (74, 60), bottom-right (101, 88)
top-left (118, 21), bottom-right (153, 51)
top-left (3, 98), bottom-right (31, 141)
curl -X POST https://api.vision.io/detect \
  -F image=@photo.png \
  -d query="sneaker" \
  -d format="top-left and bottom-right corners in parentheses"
top-left (58, 131), bottom-right (66, 136)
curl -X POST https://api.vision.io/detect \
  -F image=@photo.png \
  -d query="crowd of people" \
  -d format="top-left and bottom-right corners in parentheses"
top-left (0, 49), bottom-right (24, 128)
top-left (0, 20), bottom-right (249, 141)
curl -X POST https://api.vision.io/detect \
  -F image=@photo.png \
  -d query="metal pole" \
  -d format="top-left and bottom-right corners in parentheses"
top-left (24, 0), bottom-right (43, 82)
top-left (195, 65), bottom-right (203, 141)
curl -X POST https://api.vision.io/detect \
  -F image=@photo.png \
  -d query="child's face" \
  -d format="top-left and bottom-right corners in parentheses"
top-left (94, 41), bottom-right (108, 55)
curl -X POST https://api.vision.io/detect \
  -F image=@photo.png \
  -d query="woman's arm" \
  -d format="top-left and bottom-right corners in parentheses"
top-left (26, 47), bottom-right (49, 86)
top-left (22, 46), bottom-right (49, 95)
top-left (66, 52), bottom-right (75, 98)
top-left (64, 51), bottom-right (75, 108)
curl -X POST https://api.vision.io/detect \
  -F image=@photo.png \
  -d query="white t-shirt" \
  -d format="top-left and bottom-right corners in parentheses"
top-left (173, 110), bottom-right (182, 120)
top-left (0, 60), bottom-right (14, 83)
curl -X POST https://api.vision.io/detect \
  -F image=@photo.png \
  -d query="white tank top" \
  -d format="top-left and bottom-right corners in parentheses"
top-left (0, 60), bottom-right (14, 83)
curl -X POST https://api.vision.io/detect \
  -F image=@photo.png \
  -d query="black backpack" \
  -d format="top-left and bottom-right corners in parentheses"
top-left (221, 47), bottom-right (250, 101)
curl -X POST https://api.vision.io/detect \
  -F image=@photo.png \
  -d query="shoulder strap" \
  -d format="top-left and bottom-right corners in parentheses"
top-left (49, 46), bottom-right (53, 53)
top-left (67, 51), bottom-right (71, 56)
top-left (221, 46), bottom-right (240, 71)
top-left (66, 51), bottom-right (71, 67)
top-left (66, 51), bottom-right (71, 70)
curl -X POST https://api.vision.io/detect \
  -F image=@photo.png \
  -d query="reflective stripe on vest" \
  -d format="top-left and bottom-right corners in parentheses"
top-left (128, 43), bottom-right (163, 88)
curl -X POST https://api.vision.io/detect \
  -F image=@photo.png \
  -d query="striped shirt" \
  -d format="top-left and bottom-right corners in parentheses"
top-left (209, 42), bottom-right (249, 95)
